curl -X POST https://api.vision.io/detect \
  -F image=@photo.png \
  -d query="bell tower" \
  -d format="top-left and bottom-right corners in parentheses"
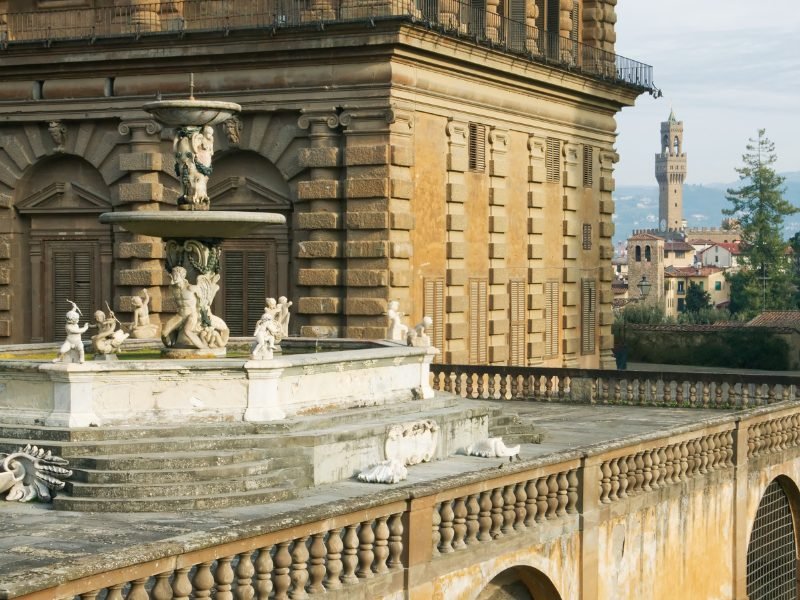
top-left (655, 109), bottom-right (687, 231)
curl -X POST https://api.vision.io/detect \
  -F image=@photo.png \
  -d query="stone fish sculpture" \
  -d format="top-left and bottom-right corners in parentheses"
top-left (0, 445), bottom-right (72, 503)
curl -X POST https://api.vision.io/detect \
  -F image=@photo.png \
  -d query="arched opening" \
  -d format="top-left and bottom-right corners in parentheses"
top-left (476, 565), bottom-right (562, 600)
top-left (644, 245), bottom-right (652, 262)
top-left (208, 150), bottom-right (292, 337)
top-left (13, 155), bottom-right (113, 342)
top-left (635, 246), bottom-right (641, 262)
top-left (673, 135), bottom-right (680, 155)
top-left (746, 477), bottom-right (799, 599)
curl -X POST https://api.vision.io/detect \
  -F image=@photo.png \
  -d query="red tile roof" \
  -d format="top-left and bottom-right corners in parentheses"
top-left (748, 311), bottom-right (800, 330)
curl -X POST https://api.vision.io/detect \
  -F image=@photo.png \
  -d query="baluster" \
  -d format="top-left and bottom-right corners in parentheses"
top-left (465, 373), bottom-right (474, 398)
top-left (235, 552), bottom-right (256, 600)
top-left (701, 381), bottom-right (710, 408)
top-left (524, 481), bottom-right (538, 527)
top-left (431, 503), bottom-right (441, 554)
top-left (546, 376), bottom-right (554, 400)
top-left (465, 494), bottom-right (480, 544)
top-left (446, 371), bottom-right (456, 394)
top-left (502, 485), bottom-right (516, 534)
top-left (599, 461), bottom-right (611, 503)
top-left (289, 537), bottom-right (310, 599)
top-left (747, 424), bottom-right (757, 457)
top-left (79, 592), bottom-right (99, 600)
top-left (106, 585), bottom-right (124, 600)
top-left (636, 378), bottom-right (645, 404)
top-left (478, 491), bottom-right (493, 541)
top-left (631, 453), bottom-right (643, 493)
top-left (215, 556), bottom-right (235, 600)
top-left (617, 457), bottom-right (629, 499)
top-left (642, 451), bottom-right (653, 492)
top-left (625, 455), bottom-right (636, 493)
top-left (535, 477), bottom-right (548, 522)
top-left (675, 381), bottom-right (684, 407)
top-left (742, 384), bottom-right (750, 408)
top-left (373, 516), bottom-right (390, 573)
top-left (567, 470), bottom-right (579, 513)
top-left (650, 380), bottom-right (657, 406)
top-left (153, 573), bottom-right (173, 600)
top-left (715, 383), bottom-right (723, 408)
top-left (626, 379), bottom-right (633, 404)
top-left (193, 562), bottom-right (215, 599)
top-left (490, 487), bottom-right (504, 537)
top-left (609, 458), bottom-right (620, 502)
top-left (477, 373), bottom-right (486, 399)
top-left (533, 374), bottom-right (542, 399)
top-left (128, 578), bottom-right (150, 600)
top-left (307, 533), bottom-right (327, 593)
top-left (324, 529), bottom-right (343, 589)
top-left (546, 474), bottom-right (558, 519)
top-left (484, 373), bottom-right (493, 399)
top-left (388, 514), bottom-right (404, 569)
top-left (590, 378), bottom-right (598, 403)
top-left (514, 482), bottom-right (527, 530)
top-left (559, 376), bottom-right (568, 400)
top-left (648, 449), bottom-right (659, 490)
top-left (556, 472), bottom-right (568, 516)
top-left (438, 501), bottom-right (454, 553)
top-left (657, 447), bottom-right (667, 487)
top-left (172, 567), bottom-right (193, 600)
top-left (522, 373), bottom-right (532, 399)
top-left (452, 497), bottom-right (468, 550)
top-left (356, 522), bottom-right (375, 579)
top-left (755, 383), bottom-right (764, 405)
top-left (500, 374), bottom-right (509, 400)
top-left (613, 379), bottom-right (621, 404)
top-left (341, 526), bottom-right (359, 585)
top-left (680, 441), bottom-right (690, 481)
top-left (689, 381), bottom-right (697, 407)
top-left (692, 438), bottom-right (703, 476)
top-left (254, 546), bottom-right (274, 599)
top-left (783, 385), bottom-right (792, 403)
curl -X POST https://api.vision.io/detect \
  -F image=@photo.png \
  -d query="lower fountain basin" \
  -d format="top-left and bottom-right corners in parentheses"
top-left (99, 211), bottom-right (285, 238)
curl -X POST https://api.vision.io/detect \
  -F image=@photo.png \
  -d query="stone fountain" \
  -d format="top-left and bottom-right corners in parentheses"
top-left (99, 90), bottom-right (284, 358)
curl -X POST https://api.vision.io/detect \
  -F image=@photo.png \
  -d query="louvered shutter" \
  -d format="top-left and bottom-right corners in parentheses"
top-left (468, 123), bottom-right (486, 172)
top-left (546, 138), bottom-right (561, 182)
top-left (583, 145), bottom-right (593, 187)
top-left (509, 279), bottom-right (526, 365)
top-left (222, 247), bottom-right (269, 337)
top-left (544, 280), bottom-right (559, 357)
top-left (51, 245), bottom-right (96, 341)
top-left (423, 278), bottom-right (445, 363)
top-left (508, 0), bottom-right (526, 51)
top-left (581, 279), bottom-right (596, 355)
top-left (469, 279), bottom-right (488, 364)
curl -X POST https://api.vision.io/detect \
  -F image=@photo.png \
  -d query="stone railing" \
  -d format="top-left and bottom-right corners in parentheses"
top-left (10, 401), bottom-right (800, 599)
top-left (429, 364), bottom-right (798, 409)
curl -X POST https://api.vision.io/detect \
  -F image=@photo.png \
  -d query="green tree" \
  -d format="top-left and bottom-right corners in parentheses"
top-left (684, 281), bottom-right (710, 313)
top-left (723, 129), bottom-right (798, 312)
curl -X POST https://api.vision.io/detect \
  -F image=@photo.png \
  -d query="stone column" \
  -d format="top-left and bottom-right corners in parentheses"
top-left (338, 107), bottom-right (413, 339)
top-left (115, 119), bottom-right (167, 332)
top-left (597, 150), bottom-right (617, 369)
top-left (114, 0), bottom-right (161, 34)
top-left (583, 0), bottom-right (617, 76)
top-left (526, 135), bottom-right (546, 364)
top-left (487, 128), bottom-right (509, 364)
top-left (525, 0), bottom-right (540, 53)
top-left (485, 0), bottom-right (501, 42)
top-left (296, 110), bottom-right (344, 338)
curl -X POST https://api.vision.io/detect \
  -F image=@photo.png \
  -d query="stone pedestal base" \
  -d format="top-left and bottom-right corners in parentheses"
top-left (161, 347), bottom-right (227, 359)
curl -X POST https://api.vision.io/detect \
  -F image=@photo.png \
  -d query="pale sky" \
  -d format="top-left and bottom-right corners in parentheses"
top-left (614, 0), bottom-right (800, 186)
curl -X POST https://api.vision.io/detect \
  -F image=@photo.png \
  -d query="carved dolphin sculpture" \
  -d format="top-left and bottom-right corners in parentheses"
top-left (465, 437), bottom-right (521, 459)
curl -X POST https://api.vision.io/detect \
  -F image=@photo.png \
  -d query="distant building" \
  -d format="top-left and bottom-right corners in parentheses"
top-left (698, 241), bottom-right (742, 270)
top-left (655, 109), bottom-right (687, 231)
top-left (663, 265), bottom-right (727, 317)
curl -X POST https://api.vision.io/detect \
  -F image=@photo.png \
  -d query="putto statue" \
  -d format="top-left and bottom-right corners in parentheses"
top-left (0, 444), bottom-right (72, 503)
top-left (90, 304), bottom-right (129, 358)
top-left (173, 124), bottom-right (214, 210)
top-left (407, 316), bottom-right (434, 347)
top-left (386, 300), bottom-right (408, 343)
top-left (161, 266), bottom-right (229, 350)
top-left (250, 311), bottom-right (282, 360)
top-left (130, 288), bottom-right (158, 339)
top-left (53, 300), bottom-right (89, 364)
top-left (277, 296), bottom-right (292, 337)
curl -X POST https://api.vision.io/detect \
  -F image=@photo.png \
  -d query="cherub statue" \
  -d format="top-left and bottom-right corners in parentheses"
top-left (53, 300), bottom-right (89, 364)
top-left (90, 304), bottom-right (129, 357)
top-left (161, 267), bottom-right (229, 349)
top-left (386, 300), bottom-right (408, 342)
top-left (407, 316), bottom-right (433, 347)
top-left (130, 288), bottom-right (158, 339)
top-left (277, 296), bottom-right (292, 337)
top-left (250, 311), bottom-right (282, 360)
top-left (0, 444), bottom-right (72, 503)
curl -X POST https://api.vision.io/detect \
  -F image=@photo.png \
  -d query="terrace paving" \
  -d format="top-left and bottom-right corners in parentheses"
top-left (0, 400), bottom-right (739, 597)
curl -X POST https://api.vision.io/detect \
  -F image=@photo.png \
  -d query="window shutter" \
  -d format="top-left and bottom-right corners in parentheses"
top-left (221, 245), bottom-right (271, 337)
top-left (423, 277), bottom-right (445, 363)
top-left (582, 224), bottom-right (592, 250)
top-left (468, 123), bottom-right (486, 172)
top-left (583, 145), bottom-right (593, 187)
top-left (581, 279), bottom-right (597, 355)
top-left (51, 245), bottom-right (96, 340)
top-left (546, 138), bottom-right (561, 182)
top-left (509, 279), bottom-right (526, 365)
top-left (544, 280), bottom-right (559, 357)
top-left (469, 279), bottom-right (488, 364)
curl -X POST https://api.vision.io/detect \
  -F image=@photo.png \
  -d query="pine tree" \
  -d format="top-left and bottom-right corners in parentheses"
top-left (723, 130), bottom-right (798, 312)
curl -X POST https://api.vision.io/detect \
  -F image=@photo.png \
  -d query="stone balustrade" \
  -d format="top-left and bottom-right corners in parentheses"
top-left (747, 408), bottom-right (800, 459)
top-left (430, 364), bottom-right (797, 409)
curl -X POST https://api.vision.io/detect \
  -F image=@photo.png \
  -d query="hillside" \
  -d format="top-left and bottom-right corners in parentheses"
top-left (612, 172), bottom-right (800, 246)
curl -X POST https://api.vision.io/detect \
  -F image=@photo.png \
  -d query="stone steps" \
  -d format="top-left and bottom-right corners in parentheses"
top-left (70, 456), bottom-right (279, 484)
top-left (69, 448), bottom-right (275, 472)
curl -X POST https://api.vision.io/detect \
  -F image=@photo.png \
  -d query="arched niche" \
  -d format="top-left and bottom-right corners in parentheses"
top-left (746, 475), bottom-right (800, 600)
top-left (207, 150), bottom-right (293, 337)
top-left (13, 154), bottom-right (113, 342)
top-left (476, 565), bottom-right (563, 600)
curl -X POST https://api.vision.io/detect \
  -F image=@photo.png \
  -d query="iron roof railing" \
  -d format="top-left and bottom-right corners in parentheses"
top-left (0, 0), bottom-right (654, 92)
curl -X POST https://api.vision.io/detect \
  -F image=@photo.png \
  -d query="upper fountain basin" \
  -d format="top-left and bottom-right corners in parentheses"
top-left (99, 211), bottom-right (286, 239)
top-left (142, 99), bottom-right (242, 127)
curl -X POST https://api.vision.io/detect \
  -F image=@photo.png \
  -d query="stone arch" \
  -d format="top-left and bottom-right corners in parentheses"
top-left (745, 475), bottom-right (800, 600)
top-left (12, 153), bottom-right (114, 342)
top-left (207, 148), bottom-right (294, 337)
top-left (475, 565), bottom-right (563, 600)
top-left (644, 245), bottom-right (651, 262)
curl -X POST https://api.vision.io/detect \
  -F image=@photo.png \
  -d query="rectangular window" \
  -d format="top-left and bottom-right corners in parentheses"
top-left (582, 224), bottom-right (592, 250)
top-left (220, 241), bottom-right (277, 337)
top-left (677, 298), bottom-right (685, 312)
top-left (509, 279), bottom-right (526, 366)
top-left (423, 277), bottom-right (445, 363)
top-left (676, 251), bottom-right (685, 258)
top-left (544, 280), bottom-right (559, 357)
top-left (468, 123), bottom-right (486, 172)
top-left (469, 279), bottom-right (488, 364)
top-left (581, 279), bottom-right (596, 355)
top-left (50, 243), bottom-right (98, 342)
top-left (677, 281), bottom-right (685, 294)
top-left (582, 145), bottom-right (593, 187)
top-left (545, 138), bottom-right (561, 183)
